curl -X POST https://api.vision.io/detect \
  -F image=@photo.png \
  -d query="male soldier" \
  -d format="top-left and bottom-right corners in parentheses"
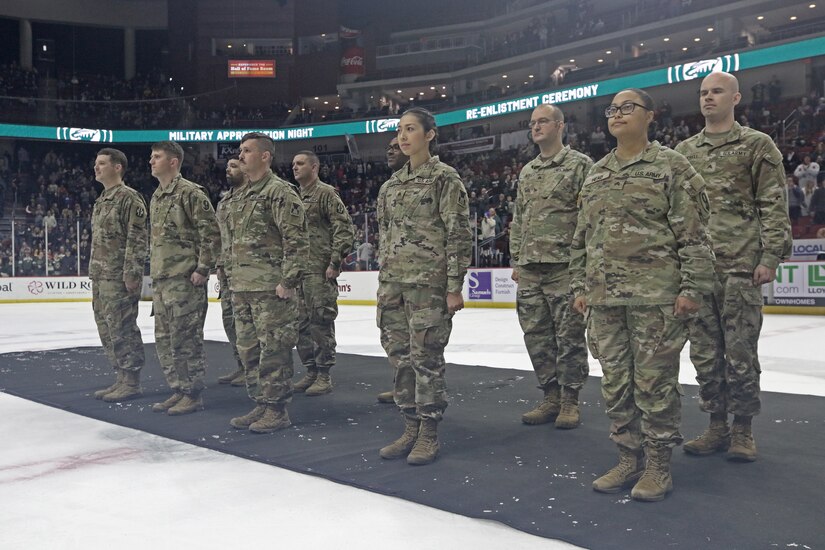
top-left (675, 72), bottom-right (792, 462)
top-left (89, 148), bottom-right (148, 402)
top-left (215, 157), bottom-right (255, 387)
top-left (291, 151), bottom-right (354, 396)
top-left (510, 104), bottom-right (592, 429)
top-left (376, 136), bottom-right (409, 405)
top-left (149, 141), bottom-right (221, 415)
top-left (228, 132), bottom-right (308, 433)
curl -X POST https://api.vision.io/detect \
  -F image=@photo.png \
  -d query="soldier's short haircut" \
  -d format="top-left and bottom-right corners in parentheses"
top-left (151, 141), bottom-right (184, 165)
top-left (401, 107), bottom-right (439, 154)
top-left (98, 148), bottom-right (128, 173)
top-left (537, 103), bottom-right (565, 123)
top-left (295, 150), bottom-right (320, 167)
top-left (241, 132), bottom-right (276, 158)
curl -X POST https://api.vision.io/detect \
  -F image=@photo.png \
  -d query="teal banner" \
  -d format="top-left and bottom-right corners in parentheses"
top-left (2, 35), bottom-right (824, 144)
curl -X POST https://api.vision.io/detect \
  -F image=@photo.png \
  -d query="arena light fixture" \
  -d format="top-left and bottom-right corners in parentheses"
top-left (430, 86), bottom-right (435, 90)
top-left (810, 4), bottom-right (816, 8)
top-left (529, 74), bottom-right (535, 78)
top-left (606, 50), bottom-right (612, 54)
top-left (335, 106), bottom-right (340, 110)
top-left (694, 37), bottom-right (701, 42)
top-left (663, 37), bottom-right (670, 42)
top-left (397, 89), bottom-right (402, 93)
top-left (419, 91), bottom-right (424, 95)
top-left (502, 74), bottom-right (508, 78)
top-left (324, 101), bottom-right (329, 104)
top-left (227, 44), bottom-right (233, 48)
top-left (682, 47), bottom-right (688, 51)
top-left (790, 15), bottom-right (798, 20)
top-left (707, 27), bottom-right (714, 32)
top-left (597, 58), bottom-right (604, 63)
top-left (757, 15), bottom-right (764, 20)
top-left (441, 94), bottom-right (446, 98)
top-left (314, 96), bottom-right (319, 100)
top-left (409, 97), bottom-right (414, 101)
top-left (639, 43), bottom-right (644, 47)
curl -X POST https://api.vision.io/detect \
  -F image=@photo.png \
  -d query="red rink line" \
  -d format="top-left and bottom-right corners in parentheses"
top-left (0, 447), bottom-right (142, 484)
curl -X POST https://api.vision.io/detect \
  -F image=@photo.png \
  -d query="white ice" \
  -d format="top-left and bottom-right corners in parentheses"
top-left (1, 302), bottom-right (823, 549)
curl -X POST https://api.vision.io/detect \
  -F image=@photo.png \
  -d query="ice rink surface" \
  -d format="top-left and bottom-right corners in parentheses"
top-left (1, 302), bottom-right (823, 549)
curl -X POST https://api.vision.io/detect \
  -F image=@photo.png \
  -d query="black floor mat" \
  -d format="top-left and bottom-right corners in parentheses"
top-left (1, 342), bottom-right (823, 549)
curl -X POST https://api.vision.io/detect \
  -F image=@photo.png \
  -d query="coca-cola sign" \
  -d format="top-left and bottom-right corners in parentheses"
top-left (341, 47), bottom-right (366, 75)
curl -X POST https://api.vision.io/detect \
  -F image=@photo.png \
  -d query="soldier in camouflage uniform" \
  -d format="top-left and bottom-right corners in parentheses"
top-left (148, 141), bottom-right (221, 416)
top-left (376, 136), bottom-right (409, 405)
top-left (227, 132), bottom-right (309, 433)
top-left (215, 157), bottom-right (254, 387)
top-left (377, 108), bottom-right (472, 465)
top-left (291, 151), bottom-right (354, 396)
top-left (675, 72), bottom-right (792, 462)
top-left (89, 148), bottom-right (148, 402)
top-left (570, 89), bottom-right (714, 502)
top-left (510, 104), bottom-right (592, 429)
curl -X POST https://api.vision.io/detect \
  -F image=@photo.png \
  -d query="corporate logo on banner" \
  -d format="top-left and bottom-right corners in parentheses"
top-left (365, 118), bottom-right (400, 134)
top-left (667, 54), bottom-right (740, 83)
top-left (468, 271), bottom-right (493, 300)
top-left (56, 127), bottom-right (114, 142)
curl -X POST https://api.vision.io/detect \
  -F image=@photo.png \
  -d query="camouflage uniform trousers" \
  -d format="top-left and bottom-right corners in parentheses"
top-left (689, 272), bottom-right (764, 417)
top-left (232, 290), bottom-right (298, 405)
top-left (152, 276), bottom-right (208, 396)
top-left (218, 274), bottom-right (244, 371)
top-left (91, 279), bottom-right (144, 373)
top-left (516, 263), bottom-right (588, 390)
top-left (296, 273), bottom-right (339, 372)
top-left (587, 305), bottom-right (687, 451)
top-left (377, 282), bottom-right (452, 421)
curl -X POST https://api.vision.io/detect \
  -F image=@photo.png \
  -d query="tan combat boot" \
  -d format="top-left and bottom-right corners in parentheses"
top-left (293, 370), bottom-right (318, 393)
top-left (379, 416), bottom-right (420, 459)
top-left (218, 367), bottom-right (244, 384)
top-left (249, 404), bottom-right (291, 433)
top-left (521, 381), bottom-right (561, 425)
top-left (230, 404), bottom-right (267, 429)
top-left (152, 392), bottom-right (183, 413)
top-left (684, 414), bottom-right (730, 455)
top-left (376, 391), bottom-right (395, 404)
top-left (726, 416), bottom-right (757, 462)
top-left (555, 387), bottom-right (581, 429)
top-left (631, 446), bottom-right (674, 502)
top-left (102, 370), bottom-right (142, 402)
top-left (592, 447), bottom-right (644, 493)
top-left (167, 393), bottom-right (204, 416)
top-left (407, 418), bottom-right (439, 465)
top-left (306, 371), bottom-right (333, 396)
top-left (94, 371), bottom-right (124, 399)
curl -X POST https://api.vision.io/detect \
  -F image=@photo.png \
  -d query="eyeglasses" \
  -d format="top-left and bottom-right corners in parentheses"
top-left (604, 102), bottom-right (650, 118)
top-left (386, 144), bottom-right (401, 152)
top-left (527, 118), bottom-right (561, 129)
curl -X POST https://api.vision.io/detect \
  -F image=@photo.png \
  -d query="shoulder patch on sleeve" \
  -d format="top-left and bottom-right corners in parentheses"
top-left (202, 198), bottom-right (211, 212)
top-left (336, 203), bottom-right (345, 214)
top-left (135, 206), bottom-right (146, 218)
top-left (290, 201), bottom-right (302, 217)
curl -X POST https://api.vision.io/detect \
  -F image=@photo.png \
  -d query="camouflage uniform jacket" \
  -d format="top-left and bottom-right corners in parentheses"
top-left (215, 186), bottom-right (236, 280)
top-left (228, 170), bottom-right (308, 292)
top-left (569, 141), bottom-right (714, 305)
top-left (510, 146), bottom-right (593, 266)
top-left (89, 182), bottom-right (148, 284)
top-left (300, 178), bottom-right (355, 274)
top-left (377, 156), bottom-right (472, 293)
top-left (675, 122), bottom-right (791, 273)
top-left (149, 174), bottom-right (220, 280)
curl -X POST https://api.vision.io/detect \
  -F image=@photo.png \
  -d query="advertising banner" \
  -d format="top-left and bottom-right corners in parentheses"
top-left (791, 239), bottom-right (825, 261)
top-left (764, 262), bottom-right (825, 307)
top-left (0, 277), bottom-right (93, 302)
top-left (228, 60), bottom-right (276, 78)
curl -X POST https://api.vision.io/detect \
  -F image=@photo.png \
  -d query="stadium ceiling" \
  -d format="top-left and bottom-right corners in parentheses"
top-left (337, 0), bottom-right (823, 104)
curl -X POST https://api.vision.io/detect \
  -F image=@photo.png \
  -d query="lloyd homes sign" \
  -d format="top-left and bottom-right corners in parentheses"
top-left (764, 262), bottom-right (825, 307)
top-left (2, 35), bottom-right (825, 143)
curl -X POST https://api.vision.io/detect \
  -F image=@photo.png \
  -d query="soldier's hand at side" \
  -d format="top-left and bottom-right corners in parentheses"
top-left (511, 268), bottom-right (519, 283)
top-left (326, 266), bottom-right (340, 280)
top-left (190, 272), bottom-right (208, 286)
top-left (673, 296), bottom-right (700, 317)
top-left (446, 291), bottom-right (464, 314)
top-left (276, 284), bottom-right (295, 300)
top-left (752, 264), bottom-right (776, 287)
top-left (572, 296), bottom-right (587, 316)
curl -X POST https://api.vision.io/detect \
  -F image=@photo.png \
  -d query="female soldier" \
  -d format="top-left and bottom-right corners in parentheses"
top-left (376, 107), bottom-right (472, 465)
top-left (570, 88), bottom-right (714, 501)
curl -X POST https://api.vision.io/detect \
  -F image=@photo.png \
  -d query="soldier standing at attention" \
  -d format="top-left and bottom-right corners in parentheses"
top-left (570, 88), bottom-right (714, 502)
top-left (376, 107), bottom-right (472, 465)
top-left (89, 148), bottom-right (148, 402)
top-left (216, 157), bottom-right (255, 387)
top-left (675, 72), bottom-right (791, 462)
top-left (376, 135), bottom-right (409, 405)
top-left (149, 141), bottom-right (221, 416)
top-left (228, 132), bottom-right (309, 433)
top-left (510, 104), bottom-right (592, 429)
top-left (291, 150), bottom-right (354, 396)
